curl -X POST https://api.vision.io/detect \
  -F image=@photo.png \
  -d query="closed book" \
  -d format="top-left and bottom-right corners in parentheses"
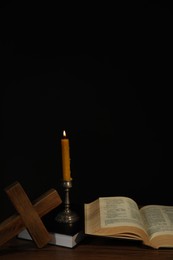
top-left (18, 228), bottom-right (84, 248)
top-left (18, 206), bottom-right (85, 248)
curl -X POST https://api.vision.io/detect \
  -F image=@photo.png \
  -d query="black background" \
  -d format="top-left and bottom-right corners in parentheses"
top-left (0, 2), bottom-right (172, 222)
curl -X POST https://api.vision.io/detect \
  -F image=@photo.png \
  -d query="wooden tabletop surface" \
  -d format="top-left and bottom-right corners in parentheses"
top-left (1, 236), bottom-right (173, 260)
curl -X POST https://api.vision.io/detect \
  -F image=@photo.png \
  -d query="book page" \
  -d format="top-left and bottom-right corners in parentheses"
top-left (140, 205), bottom-right (173, 239)
top-left (85, 199), bottom-right (101, 234)
top-left (99, 197), bottom-right (145, 229)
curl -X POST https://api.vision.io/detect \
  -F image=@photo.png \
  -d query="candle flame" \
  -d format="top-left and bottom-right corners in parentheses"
top-left (63, 130), bottom-right (66, 137)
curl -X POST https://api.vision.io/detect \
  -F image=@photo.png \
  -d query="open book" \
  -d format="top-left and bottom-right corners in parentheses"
top-left (84, 196), bottom-right (173, 249)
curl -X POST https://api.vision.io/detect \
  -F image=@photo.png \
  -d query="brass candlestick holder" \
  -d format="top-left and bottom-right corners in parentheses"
top-left (55, 180), bottom-right (80, 224)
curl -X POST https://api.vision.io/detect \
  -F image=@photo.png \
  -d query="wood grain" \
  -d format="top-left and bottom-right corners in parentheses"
top-left (0, 182), bottom-right (62, 247)
top-left (1, 236), bottom-right (173, 260)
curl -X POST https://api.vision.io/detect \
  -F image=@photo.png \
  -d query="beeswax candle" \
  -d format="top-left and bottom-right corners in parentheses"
top-left (61, 130), bottom-right (71, 181)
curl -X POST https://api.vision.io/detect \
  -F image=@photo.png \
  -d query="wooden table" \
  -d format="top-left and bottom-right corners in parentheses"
top-left (1, 235), bottom-right (173, 260)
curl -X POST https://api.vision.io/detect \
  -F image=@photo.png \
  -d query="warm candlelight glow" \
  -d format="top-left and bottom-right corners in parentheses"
top-left (61, 130), bottom-right (71, 181)
top-left (63, 130), bottom-right (66, 138)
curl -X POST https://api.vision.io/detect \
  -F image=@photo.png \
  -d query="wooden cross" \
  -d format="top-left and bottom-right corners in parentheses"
top-left (0, 181), bottom-right (62, 248)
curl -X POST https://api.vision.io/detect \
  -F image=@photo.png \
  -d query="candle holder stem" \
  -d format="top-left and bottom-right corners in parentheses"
top-left (55, 180), bottom-right (79, 224)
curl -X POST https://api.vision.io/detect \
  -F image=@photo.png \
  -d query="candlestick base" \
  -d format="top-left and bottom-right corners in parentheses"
top-left (55, 209), bottom-right (79, 224)
top-left (55, 180), bottom-right (80, 224)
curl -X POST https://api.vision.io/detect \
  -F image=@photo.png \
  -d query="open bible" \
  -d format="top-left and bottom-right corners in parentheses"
top-left (84, 196), bottom-right (173, 249)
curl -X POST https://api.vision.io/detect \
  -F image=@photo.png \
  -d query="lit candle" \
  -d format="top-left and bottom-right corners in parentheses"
top-left (61, 130), bottom-right (71, 181)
